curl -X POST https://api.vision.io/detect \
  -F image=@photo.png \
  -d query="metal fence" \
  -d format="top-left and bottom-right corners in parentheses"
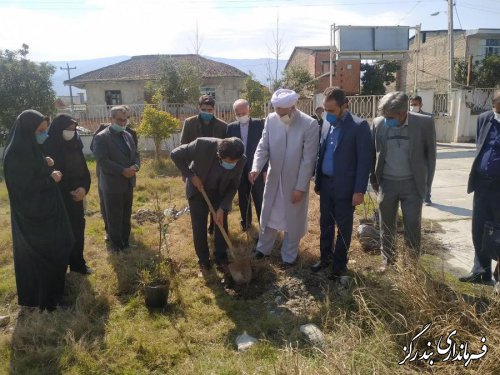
top-left (432, 93), bottom-right (448, 116)
top-left (465, 88), bottom-right (496, 114)
top-left (62, 92), bottom-right (464, 132)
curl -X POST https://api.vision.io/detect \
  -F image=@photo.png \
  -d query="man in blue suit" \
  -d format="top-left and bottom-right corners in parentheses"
top-left (312, 88), bottom-right (374, 278)
top-left (226, 99), bottom-right (266, 231)
top-left (460, 92), bottom-right (500, 285)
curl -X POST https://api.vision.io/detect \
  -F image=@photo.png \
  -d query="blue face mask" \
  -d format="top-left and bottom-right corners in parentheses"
top-left (384, 117), bottom-right (400, 128)
top-left (220, 160), bottom-right (237, 170)
top-left (326, 113), bottom-right (337, 124)
top-left (35, 131), bottom-right (49, 144)
top-left (111, 123), bottom-right (125, 133)
top-left (200, 111), bottom-right (214, 122)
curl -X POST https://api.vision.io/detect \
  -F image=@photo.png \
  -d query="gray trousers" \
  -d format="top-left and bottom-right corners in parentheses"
top-left (378, 178), bottom-right (423, 265)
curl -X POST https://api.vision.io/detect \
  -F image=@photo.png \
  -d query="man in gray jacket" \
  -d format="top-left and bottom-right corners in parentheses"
top-left (93, 106), bottom-right (140, 252)
top-left (370, 92), bottom-right (436, 272)
top-left (171, 137), bottom-right (246, 276)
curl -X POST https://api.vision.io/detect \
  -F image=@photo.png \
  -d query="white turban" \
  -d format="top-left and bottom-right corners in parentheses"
top-left (271, 89), bottom-right (300, 108)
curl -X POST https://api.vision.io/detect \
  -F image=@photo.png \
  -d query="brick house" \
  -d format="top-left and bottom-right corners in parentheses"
top-left (285, 46), bottom-right (361, 99)
top-left (65, 54), bottom-right (248, 117)
top-left (399, 28), bottom-right (500, 93)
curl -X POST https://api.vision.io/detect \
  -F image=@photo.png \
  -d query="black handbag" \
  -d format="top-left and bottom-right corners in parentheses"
top-left (481, 221), bottom-right (500, 260)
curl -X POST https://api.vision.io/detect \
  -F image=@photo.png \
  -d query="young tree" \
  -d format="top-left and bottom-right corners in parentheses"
top-left (241, 72), bottom-right (271, 118)
top-left (360, 60), bottom-right (400, 95)
top-left (156, 58), bottom-right (203, 107)
top-left (137, 107), bottom-right (181, 161)
top-left (281, 65), bottom-right (315, 98)
top-left (0, 44), bottom-right (56, 144)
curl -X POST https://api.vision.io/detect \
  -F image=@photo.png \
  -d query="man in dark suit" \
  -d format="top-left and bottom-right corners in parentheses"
top-left (371, 91), bottom-right (436, 272)
top-left (313, 88), bottom-right (373, 278)
top-left (180, 95), bottom-right (227, 144)
top-left (226, 99), bottom-right (266, 231)
top-left (171, 137), bottom-right (246, 276)
top-left (181, 95), bottom-right (227, 235)
top-left (90, 105), bottom-right (139, 242)
top-left (410, 95), bottom-right (434, 205)
top-left (459, 92), bottom-right (500, 285)
top-left (92, 106), bottom-right (140, 252)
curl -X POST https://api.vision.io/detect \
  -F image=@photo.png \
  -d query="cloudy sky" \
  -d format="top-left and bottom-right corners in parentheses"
top-left (1, 0), bottom-right (498, 62)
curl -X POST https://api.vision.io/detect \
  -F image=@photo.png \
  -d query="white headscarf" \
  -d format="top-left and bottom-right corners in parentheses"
top-left (271, 89), bottom-right (300, 108)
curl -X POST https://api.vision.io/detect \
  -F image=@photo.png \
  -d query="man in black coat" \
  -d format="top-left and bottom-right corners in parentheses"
top-left (171, 137), bottom-right (246, 276)
top-left (459, 92), bottom-right (500, 285)
top-left (226, 99), bottom-right (266, 231)
top-left (92, 106), bottom-right (141, 251)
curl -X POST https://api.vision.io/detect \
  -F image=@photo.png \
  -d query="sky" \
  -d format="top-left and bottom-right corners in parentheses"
top-left (0, 0), bottom-right (498, 63)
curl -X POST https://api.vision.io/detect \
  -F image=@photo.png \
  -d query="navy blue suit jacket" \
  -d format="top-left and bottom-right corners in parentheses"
top-left (467, 110), bottom-right (496, 193)
top-left (226, 118), bottom-right (266, 174)
top-left (314, 112), bottom-right (374, 199)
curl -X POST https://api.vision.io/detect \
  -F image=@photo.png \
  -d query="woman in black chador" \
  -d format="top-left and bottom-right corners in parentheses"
top-left (43, 114), bottom-right (92, 274)
top-left (3, 110), bottom-right (74, 311)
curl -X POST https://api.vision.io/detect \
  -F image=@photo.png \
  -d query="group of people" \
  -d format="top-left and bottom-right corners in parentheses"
top-left (2, 105), bottom-right (140, 310)
top-left (171, 88), bottom-right (439, 281)
top-left (3, 87), bottom-right (499, 310)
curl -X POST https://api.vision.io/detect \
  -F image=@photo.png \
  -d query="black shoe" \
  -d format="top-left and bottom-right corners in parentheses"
top-left (254, 250), bottom-right (267, 259)
top-left (71, 266), bottom-right (94, 275)
top-left (424, 198), bottom-right (433, 206)
top-left (328, 267), bottom-right (347, 280)
top-left (459, 272), bottom-right (492, 285)
top-left (281, 261), bottom-right (296, 269)
top-left (310, 260), bottom-right (330, 272)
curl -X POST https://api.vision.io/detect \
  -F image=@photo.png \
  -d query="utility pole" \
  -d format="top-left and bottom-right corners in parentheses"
top-left (60, 63), bottom-right (77, 111)
top-left (467, 54), bottom-right (473, 86)
top-left (447, 0), bottom-right (454, 94)
top-left (413, 23), bottom-right (422, 93)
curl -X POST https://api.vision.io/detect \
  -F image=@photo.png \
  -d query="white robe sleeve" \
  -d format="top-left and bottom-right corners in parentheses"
top-left (295, 119), bottom-right (319, 192)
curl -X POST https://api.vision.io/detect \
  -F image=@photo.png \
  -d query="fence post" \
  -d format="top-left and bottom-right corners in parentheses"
top-left (372, 95), bottom-right (377, 119)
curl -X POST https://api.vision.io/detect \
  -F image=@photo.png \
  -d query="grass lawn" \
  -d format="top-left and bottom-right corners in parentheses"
top-left (0, 157), bottom-right (499, 374)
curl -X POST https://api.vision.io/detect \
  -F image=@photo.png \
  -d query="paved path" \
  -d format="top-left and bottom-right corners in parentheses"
top-left (423, 142), bottom-right (497, 276)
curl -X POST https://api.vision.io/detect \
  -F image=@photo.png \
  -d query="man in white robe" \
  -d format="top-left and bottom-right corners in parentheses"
top-left (249, 89), bottom-right (319, 266)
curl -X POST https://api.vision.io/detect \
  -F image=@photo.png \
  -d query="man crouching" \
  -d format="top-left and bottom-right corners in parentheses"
top-left (171, 137), bottom-right (246, 277)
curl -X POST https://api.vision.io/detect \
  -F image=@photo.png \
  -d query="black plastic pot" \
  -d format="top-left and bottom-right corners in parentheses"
top-left (144, 282), bottom-right (170, 308)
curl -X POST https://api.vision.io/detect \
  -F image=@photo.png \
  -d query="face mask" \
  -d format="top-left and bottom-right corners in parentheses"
top-left (220, 160), bottom-right (237, 170)
top-left (35, 131), bottom-right (49, 144)
top-left (410, 106), bottom-right (420, 113)
top-left (326, 113), bottom-right (337, 124)
top-left (384, 117), bottom-right (400, 128)
top-left (200, 111), bottom-right (214, 122)
top-left (280, 114), bottom-right (292, 125)
top-left (111, 123), bottom-right (125, 133)
top-left (62, 129), bottom-right (75, 141)
top-left (237, 115), bottom-right (250, 123)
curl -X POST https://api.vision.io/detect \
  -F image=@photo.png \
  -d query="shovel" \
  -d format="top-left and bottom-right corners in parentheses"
top-left (200, 189), bottom-right (253, 284)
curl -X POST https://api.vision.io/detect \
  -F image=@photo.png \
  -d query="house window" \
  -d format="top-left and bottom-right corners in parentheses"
top-left (321, 61), bottom-right (330, 74)
top-left (485, 39), bottom-right (500, 57)
top-left (105, 90), bottom-right (122, 106)
top-left (200, 87), bottom-right (216, 99)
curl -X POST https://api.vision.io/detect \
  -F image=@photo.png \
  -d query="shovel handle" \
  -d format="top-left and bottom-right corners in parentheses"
top-left (200, 189), bottom-right (235, 250)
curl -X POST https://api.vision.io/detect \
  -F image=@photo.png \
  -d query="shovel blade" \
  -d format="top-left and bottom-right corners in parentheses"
top-left (228, 260), bottom-right (252, 284)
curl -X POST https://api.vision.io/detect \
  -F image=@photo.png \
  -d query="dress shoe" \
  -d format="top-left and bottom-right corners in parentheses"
top-left (254, 250), bottom-right (267, 259)
top-left (459, 272), bottom-right (492, 285)
top-left (71, 266), bottom-right (94, 275)
top-left (310, 260), bottom-right (330, 272)
top-left (328, 268), bottom-right (347, 280)
top-left (424, 199), bottom-right (433, 206)
top-left (281, 261), bottom-right (296, 269)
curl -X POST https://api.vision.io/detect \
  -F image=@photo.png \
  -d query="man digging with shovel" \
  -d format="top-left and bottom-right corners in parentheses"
top-left (171, 137), bottom-right (246, 280)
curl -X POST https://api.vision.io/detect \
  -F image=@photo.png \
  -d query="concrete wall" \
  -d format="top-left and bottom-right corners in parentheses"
top-left (399, 30), bottom-right (467, 94)
top-left (435, 116), bottom-right (456, 143)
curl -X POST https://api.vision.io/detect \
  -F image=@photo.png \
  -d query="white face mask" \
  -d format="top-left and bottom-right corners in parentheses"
top-left (62, 129), bottom-right (75, 141)
top-left (236, 115), bottom-right (250, 123)
top-left (280, 114), bottom-right (292, 125)
top-left (410, 106), bottom-right (421, 113)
